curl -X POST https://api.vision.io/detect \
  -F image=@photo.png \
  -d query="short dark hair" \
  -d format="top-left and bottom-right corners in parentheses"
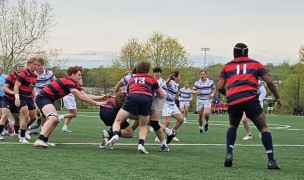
top-left (170, 70), bottom-right (180, 80)
top-left (153, 67), bottom-right (162, 73)
top-left (234, 43), bottom-right (248, 58)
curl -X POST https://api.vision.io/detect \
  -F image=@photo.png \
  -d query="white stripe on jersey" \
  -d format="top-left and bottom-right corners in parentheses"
top-left (165, 80), bottom-right (179, 104)
top-left (179, 87), bottom-right (192, 101)
top-left (34, 69), bottom-right (55, 93)
top-left (193, 78), bottom-right (215, 101)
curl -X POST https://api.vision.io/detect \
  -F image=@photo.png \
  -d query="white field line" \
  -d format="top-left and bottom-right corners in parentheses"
top-left (1, 142), bottom-right (304, 147)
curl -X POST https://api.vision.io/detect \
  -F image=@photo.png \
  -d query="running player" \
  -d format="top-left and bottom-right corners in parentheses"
top-left (178, 81), bottom-right (193, 123)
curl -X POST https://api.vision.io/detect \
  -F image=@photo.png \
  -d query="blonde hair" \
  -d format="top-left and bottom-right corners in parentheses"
top-left (27, 57), bottom-right (38, 65)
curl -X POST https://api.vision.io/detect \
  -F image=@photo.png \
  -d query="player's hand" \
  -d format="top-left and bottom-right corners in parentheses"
top-left (15, 99), bottom-right (20, 107)
top-left (100, 94), bottom-right (109, 100)
top-left (274, 98), bottom-right (282, 108)
top-left (169, 73), bottom-right (174, 80)
top-left (96, 101), bottom-right (107, 106)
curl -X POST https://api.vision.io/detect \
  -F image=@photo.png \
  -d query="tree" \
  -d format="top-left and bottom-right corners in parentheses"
top-left (113, 38), bottom-right (146, 69)
top-left (0, 0), bottom-right (56, 73)
top-left (145, 32), bottom-right (191, 69)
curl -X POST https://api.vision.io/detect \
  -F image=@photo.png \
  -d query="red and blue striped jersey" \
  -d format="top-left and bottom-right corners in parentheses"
top-left (4, 71), bottom-right (19, 100)
top-left (102, 97), bottom-right (115, 109)
top-left (38, 76), bottom-right (82, 102)
top-left (219, 57), bottom-right (268, 105)
top-left (127, 73), bottom-right (159, 97)
top-left (16, 68), bottom-right (37, 98)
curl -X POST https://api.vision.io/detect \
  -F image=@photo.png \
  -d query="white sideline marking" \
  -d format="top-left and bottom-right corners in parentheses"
top-left (1, 142), bottom-right (304, 147)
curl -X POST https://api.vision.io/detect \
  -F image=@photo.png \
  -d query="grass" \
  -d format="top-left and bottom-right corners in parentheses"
top-left (1, 111), bottom-right (303, 179)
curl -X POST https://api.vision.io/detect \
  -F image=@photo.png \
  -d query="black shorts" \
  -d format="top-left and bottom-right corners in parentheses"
top-left (1, 96), bottom-right (20, 113)
top-left (122, 94), bottom-right (152, 116)
top-left (20, 96), bottom-right (36, 110)
top-left (228, 97), bottom-right (263, 120)
top-left (35, 95), bottom-right (53, 110)
top-left (99, 107), bottom-right (130, 129)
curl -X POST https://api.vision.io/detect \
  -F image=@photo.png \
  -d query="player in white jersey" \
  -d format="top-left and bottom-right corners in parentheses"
top-left (192, 70), bottom-right (216, 133)
top-left (161, 70), bottom-right (184, 144)
top-left (178, 81), bottom-right (193, 123)
top-left (242, 80), bottom-right (267, 140)
top-left (29, 58), bottom-right (56, 130)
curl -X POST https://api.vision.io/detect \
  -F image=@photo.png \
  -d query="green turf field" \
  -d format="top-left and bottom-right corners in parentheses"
top-left (1, 111), bottom-right (303, 179)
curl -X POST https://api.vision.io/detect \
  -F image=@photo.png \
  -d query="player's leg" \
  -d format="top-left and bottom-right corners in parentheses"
top-left (242, 112), bottom-right (252, 140)
top-left (203, 102), bottom-right (211, 132)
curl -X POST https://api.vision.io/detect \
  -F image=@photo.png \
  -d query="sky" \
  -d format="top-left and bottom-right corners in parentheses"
top-left (35, 0), bottom-right (304, 67)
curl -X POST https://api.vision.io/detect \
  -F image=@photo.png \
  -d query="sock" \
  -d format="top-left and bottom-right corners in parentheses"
top-left (14, 126), bottom-right (20, 134)
top-left (112, 131), bottom-right (119, 136)
top-left (161, 140), bottom-right (167, 146)
top-left (226, 127), bottom-right (237, 154)
top-left (62, 125), bottom-right (67, 129)
top-left (164, 128), bottom-right (173, 136)
top-left (45, 137), bottom-right (49, 142)
top-left (108, 130), bottom-right (113, 139)
top-left (0, 125), bottom-right (5, 134)
top-left (20, 129), bottom-right (26, 138)
top-left (138, 139), bottom-right (144, 146)
top-left (38, 134), bottom-right (47, 142)
top-left (261, 131), bottom-right (274, 161)
top-left (118, 131), bottom-right (121, 137)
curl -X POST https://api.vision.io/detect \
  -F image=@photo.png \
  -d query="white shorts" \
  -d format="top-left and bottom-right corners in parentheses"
top-left (196, 100), bottom-right (211, 112)
top-left (151, 97), bottom-right (165, 112)
top-left (63, 94), bottom-right (76, 110)
top-left (179, 101), bottom-right (190, 108)
top-left (162, 102), bottom-right (181, 117)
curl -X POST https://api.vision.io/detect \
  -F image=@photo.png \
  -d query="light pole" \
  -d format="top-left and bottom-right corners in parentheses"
top-left (201, 47), bottom-right (210, 68)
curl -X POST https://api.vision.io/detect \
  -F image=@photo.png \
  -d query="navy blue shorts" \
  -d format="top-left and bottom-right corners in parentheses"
top-left (35, 95), bottom-right (53, 110)
top-left (99, 107), bottom-right (130, 129)
top-left (228, 97), bottom-right (263, 120)
top-left (20, 96), bottom-right (36, 110)
top-left (1, 96), bottom-right (20, 113)
top-left (122, 94), bottom-right (152, 116)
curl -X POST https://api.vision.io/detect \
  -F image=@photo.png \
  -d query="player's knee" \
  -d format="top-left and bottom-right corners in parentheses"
top-left (46, 112), bottom-right (59, 122)
top-left (150, 121), bottom-right (161, 132)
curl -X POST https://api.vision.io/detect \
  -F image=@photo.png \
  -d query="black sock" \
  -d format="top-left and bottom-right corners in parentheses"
top-left (261, 131), bottom-right (274, 160)
top-left (118, 131), bottom-right (121, 137)
top-left (45, 137), bottom-right (49, 142)
top-left (112, 131), bottom-right (119, 136)
top-left (138, 139), bottom-right (144, 146)
top-left (108, 130), bottom-right (113, 139)
top-left (20, 129), bottom-right (26, 137)
top-left (38, 134), bottom-right (46, 142)
top-left (0, 125), bottom-right (4, 134)
top-left (14, 126), bottom-right (20, 134)
top-left (226, 127), bottom-right (237, 154)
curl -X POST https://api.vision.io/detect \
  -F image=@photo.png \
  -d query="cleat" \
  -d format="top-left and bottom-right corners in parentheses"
top-left (199, 128), bottom-right (204, 133)
top-left (268, 160), bottom-right (280, 170)
top-left (28, 124), bottom-right (39, 130)
top-left (138, 144), bottom-right (148, 154)
top-left (99, 141), bottom-right (106, 149)
top-left (47, 142), bottom-right (56, 147)
top-left (173, 137), bottom-right (180, 142)
top-left (105, 135), bottom-right (119, 148)
top-left (19, 137), bottom-right (29, 144)
top-left (166, 130), bottom-right (177, 144)
top-left (160, 144), bottom-right (169, 152)
top-left (62, 129), bottom-right (72, 133)
top-left (33, 139), bottom-right (49, 148)
top-left (204, 123), bottom-right (209, 132)
top-left (224, 153), bottom-right (233, 167)
top-left (154, 137), bottom-right (160, 142)
top-left (0, 135), bottom-right (4, 140)
top-left (242, 135), bottom-right (252, 140)
top-left (149, 127), bottom-right (155, 133)
top-left (25, 131), bottom-right (31, 140)
top-left (102, 130), bottom-right (109, 143)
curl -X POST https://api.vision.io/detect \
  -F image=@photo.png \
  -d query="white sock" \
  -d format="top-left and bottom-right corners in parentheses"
top-left (62, 125), bottom-right (67, 130)
top-left (58, 115), bottom-right (64, 120)
top-left (164, 128), bottom-right (173, 136)
top-left (161, 140), bottom-right (167, 146)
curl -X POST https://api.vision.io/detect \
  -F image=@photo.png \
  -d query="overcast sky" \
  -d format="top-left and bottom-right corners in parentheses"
top-left (37, 0), bottom-right (304, 66)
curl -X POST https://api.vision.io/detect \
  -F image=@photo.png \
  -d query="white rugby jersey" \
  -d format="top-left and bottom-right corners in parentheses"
top-left (179, 87), bottom-right (192, 102)
top-left (165, 80), bottom-right (179, 104)
top-left (157, 77), bottom-right (167, 96)
top-left (120, 73), bottom-right (135, 92)
top-left (258, 80), bottom-right (267, 101)
top-left (35, 69), bottom-right (55, 93)
top-left (193, 78), bottom-right (215, 101)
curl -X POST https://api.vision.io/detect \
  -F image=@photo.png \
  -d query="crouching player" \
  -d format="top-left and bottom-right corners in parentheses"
top-left (105, 60), bottom-right (164, 154)
top-left (33, 66), bottom-right (108, 148)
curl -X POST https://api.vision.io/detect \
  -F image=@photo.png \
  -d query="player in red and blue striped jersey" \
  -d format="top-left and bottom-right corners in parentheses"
top-left (33, 66), bottom-right (108, 148)
top-left (14, 58), bottom-right (38, 143)
top-left (217, 43), bottom-right (281, 169)
top-left (106, 60), bottom-right (164, 154)
top-left (0, 65), bottom-right (25, 140)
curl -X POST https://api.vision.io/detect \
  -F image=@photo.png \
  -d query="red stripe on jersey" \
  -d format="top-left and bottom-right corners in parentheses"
top-left (16, 69), bottom-right (37, 98)
top-left (102, 98), bottom-right (115, 109)
top-left (219, 57), bottom-right (268, 105)
top-left (4, 71), bottom-right (18, 100)
top-left (39, 76), bottom-right (81, 101)
top-left (127, 73), bottom-right (159, 97)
